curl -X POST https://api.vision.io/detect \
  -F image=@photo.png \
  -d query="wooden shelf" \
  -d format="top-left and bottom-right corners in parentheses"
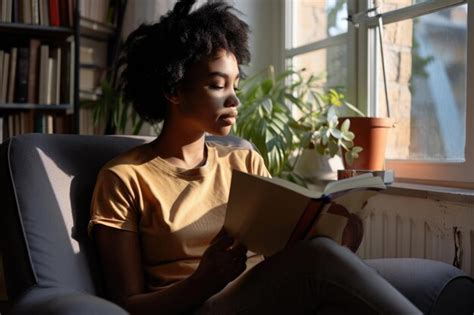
top-left (0, 103), bottom-right (73, 114)
top-left (0, 22), bottom-right (74, 38)
top-left (79, 63), bottom-right (103, 69)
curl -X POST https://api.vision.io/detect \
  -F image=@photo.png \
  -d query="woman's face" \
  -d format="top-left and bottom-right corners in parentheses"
top-left (172, 49), bottom-right (241, 136)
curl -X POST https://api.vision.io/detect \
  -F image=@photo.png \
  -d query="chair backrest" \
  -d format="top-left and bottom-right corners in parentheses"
top-left (0, 133), bottom-right (252, 301)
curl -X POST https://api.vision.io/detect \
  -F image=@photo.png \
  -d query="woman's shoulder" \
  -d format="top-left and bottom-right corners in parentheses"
top-left (206, 140), bottom-right (254, 158)
top-left (207, 140), bottom-right (269, 176)
top-left (100, 142), bottom-right (156, 176)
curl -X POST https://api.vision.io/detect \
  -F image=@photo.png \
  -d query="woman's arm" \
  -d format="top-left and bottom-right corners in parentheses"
top-left (95, 225), bottom-right (247, 315)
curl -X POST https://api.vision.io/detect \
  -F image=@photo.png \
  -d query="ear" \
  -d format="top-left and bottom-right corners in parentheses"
top-left (164, 87), bottom-right (180, 105)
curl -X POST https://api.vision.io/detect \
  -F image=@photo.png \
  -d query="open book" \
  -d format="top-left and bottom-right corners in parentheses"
top-left (224, 171), bottom-right (386, 257)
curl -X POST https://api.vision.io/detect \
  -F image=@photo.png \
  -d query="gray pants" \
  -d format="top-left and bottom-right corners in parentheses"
top-left (195, 237), bottom-right (421, 314)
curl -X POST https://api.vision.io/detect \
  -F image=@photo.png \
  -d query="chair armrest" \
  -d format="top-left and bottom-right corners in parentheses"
top-left (10, 287), bottom-right (128, 315)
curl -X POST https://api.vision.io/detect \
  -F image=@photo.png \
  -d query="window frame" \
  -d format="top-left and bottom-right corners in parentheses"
top-left (284, 0), bottom-right (473, 187)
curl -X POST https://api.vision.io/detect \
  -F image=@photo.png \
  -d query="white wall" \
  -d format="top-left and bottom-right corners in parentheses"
top-left (230, 0), bottom-right (284, 76)
top-left (123, 0), bottom-right (283, 75)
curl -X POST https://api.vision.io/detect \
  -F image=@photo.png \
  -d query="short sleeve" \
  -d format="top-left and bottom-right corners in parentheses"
top-left (88, 168), bottom-right (138, 237)
top-left (250, 150), bottom-right (271, 178)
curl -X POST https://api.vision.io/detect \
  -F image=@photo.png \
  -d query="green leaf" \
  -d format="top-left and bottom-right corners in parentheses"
top-left (343, 101), bottom-right (366, 117)
top-left (340, 118), bottom-right (350, 132)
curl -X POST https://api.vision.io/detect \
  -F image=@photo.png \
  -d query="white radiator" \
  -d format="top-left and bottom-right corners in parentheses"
top-left (356, 193), bottom-right (474, 276)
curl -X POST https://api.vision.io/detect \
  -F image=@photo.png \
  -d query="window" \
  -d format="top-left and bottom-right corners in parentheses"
top-left (285, 0), bottom-right (473, 186)
top-left (286, 0), bottom-right (349, 89)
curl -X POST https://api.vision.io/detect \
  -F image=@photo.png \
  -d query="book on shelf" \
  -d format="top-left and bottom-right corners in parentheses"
top-left (1, 39), bottom-right (72, 106)
top-left (0, 0), bottom-right (74, 27)
top-left (38, 44), bottom-right (49, 104)
top-left (14, 47), bottom-right (28, 103)
top-left (0, 52), bottom-right (3, 101)
top-left (80, 0), bottom-right (117, 26)
top-left (27, 38), bottom-right (40, 104)
top-left (49, 0), bottom-right (60, 26)
top-left (0, 52), bottom-right (10, 103)
top-left (6, 47), bottom-right (17, 103)
top-left (224, 170), bottom-right (386, 257)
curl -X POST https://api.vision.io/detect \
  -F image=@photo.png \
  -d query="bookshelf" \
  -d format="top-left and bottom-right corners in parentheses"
top-left (78, 0), bottom-right (127, 135)
top-left (0, 0), bottom-right (127, 140)
top-left (0, 0), bottom-right (80, 141)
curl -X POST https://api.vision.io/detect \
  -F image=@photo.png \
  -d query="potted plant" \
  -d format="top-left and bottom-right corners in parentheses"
top-left (234, 66), bottom-right (364, 185)
top-left (233, 66), bottom-right (298, 178)
top-left (338, 116), bottom-right (394, 171)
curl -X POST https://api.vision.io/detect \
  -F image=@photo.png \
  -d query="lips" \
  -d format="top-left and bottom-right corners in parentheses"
top-left (219, 111), bottom-right (238, 125)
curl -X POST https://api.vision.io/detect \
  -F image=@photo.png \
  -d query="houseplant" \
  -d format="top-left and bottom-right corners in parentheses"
top-left (80, 79), bottom-right (145, 135)
top-left (234, 65), bottom-right (364, 184)
top-left (338, 116), bottom-right (394, 171)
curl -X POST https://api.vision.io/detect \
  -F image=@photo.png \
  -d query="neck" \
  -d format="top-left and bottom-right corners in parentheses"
top-left (152, 121), bottom-right (207, 169)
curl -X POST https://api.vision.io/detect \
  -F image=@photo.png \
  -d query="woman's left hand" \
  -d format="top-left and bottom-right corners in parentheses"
top-left (192, 229), bottom-right (248, 294)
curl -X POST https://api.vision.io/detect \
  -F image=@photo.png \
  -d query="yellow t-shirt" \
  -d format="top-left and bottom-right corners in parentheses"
top-left (89, 140), bottom-right (270, 291)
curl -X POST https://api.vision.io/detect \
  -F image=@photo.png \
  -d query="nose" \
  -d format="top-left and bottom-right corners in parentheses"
top-left (224, 92), bottom-right (240, 108)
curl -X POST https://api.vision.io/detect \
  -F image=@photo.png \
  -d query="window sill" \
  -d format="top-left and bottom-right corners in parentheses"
top-left (384, 182), bottom-right (474, 204)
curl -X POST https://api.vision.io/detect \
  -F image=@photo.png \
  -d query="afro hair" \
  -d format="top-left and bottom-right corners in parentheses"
top-left (117, 0), bottom-right (251, 123)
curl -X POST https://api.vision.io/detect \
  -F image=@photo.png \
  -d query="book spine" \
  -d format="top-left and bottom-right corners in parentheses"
top-left (0, 51), bottom-right (4, 102)
top-left (69, 39), bottom-right (74, 104)
top-left (7, 47), bottom-right (17, 103)
top-left (20, 0), bottom-right (32, 24)
top-left (286, 197), bottom-right (329, 246)
top-left (1, 52), bottom-right (10, 103)
top-left (0, 116), bottom-right (3, 142)
top-left (5, 0), bottom-right (13, 22)
top-left (59, 41), bottom-right (69, 103)
top-left (27, 39), bottom-right (40, 104)
top-left (0, 0), bottom-right (7, 22)
top-left (33, 112), bottom-right (43, 133)
top-left (38, 0), bottom-right (48, 25)
top-left (67, 0), bottom-right (74, 27)
top-left (50, 47), bottom-right (60, 104)
top-left (58, 0), bottom-right (68, 27)
top-left (49, 0), bottom-right (59, 26)
top-left (14, 47), bottom-right (29, 103)
top-left (12, 0), bottom-right (19, 22)
top-left (30, 0), bottom-right (38, 24)
top-left (38, 44), bottom-right (49, 104)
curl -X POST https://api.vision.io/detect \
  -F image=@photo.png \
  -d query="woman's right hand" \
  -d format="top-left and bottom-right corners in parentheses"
top-left (192, 231), bottom-right (248, 294)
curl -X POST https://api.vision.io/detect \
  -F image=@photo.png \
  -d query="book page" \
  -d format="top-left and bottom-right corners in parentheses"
top-left (323, 173), bottom-right (385, 195)
top-left (224, 171), bottom-right (316, 256)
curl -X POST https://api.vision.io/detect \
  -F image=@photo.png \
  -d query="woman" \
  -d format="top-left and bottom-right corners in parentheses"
top-left (89, 1), bottom-right (421, 314)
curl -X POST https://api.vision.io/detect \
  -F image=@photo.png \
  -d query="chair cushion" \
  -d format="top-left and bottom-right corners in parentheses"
top-left (10, 287), bottom-right (127, 315)
top-left (1, 134), bottom-right (153, 300)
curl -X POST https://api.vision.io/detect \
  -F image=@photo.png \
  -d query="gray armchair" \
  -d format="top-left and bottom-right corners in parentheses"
top-left (1, 133), bottom-right (473, 314)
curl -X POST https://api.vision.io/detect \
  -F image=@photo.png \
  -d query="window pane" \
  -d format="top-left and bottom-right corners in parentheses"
top-left (290, 0), bottom-right (347, 48)
top-left (377, 5), bottom-right (467, 161)
top-left (376, 0), bottom-right (431, 14)
top-left (291, 45), bottom-right (347, 89)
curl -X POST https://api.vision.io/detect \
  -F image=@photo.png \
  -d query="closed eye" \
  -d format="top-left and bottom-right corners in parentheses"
top-left (209, 85), bottom-right (225, 90)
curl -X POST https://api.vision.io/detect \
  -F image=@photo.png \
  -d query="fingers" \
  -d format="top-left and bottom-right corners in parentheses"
top-left (228, 242), bottom-right (247, 257)
top-left (209, 234), bottom-right (234, 254)
top-left (210, 231), bottom-right (247, 255)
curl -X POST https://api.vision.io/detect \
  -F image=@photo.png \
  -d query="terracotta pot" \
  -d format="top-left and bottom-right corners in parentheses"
top-left (339, 117), bottom-right (395, 170)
